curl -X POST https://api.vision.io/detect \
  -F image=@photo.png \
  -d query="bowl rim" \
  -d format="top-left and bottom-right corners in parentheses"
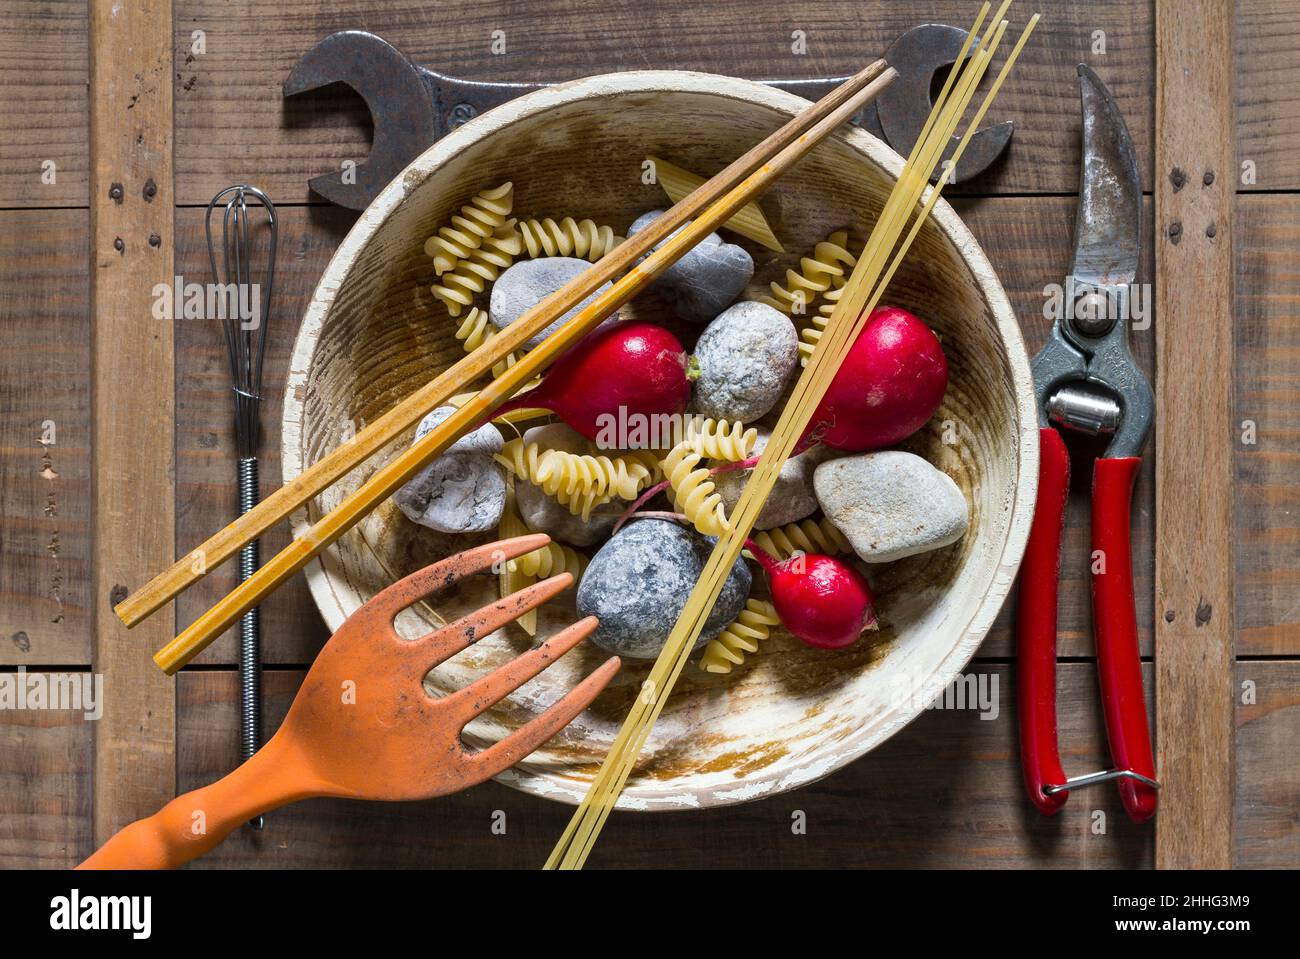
top-left (282, 68), bottom-right (1040, 810)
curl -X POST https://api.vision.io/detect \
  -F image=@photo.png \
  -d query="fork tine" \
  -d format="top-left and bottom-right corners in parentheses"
top-left (444, 615), bottom-right (598, 722)
top-left (419, 573), bottom-right (574, 668)
top-left (365, 535), bottom-right (553, 623)
top-left (466, 654), bottom-right (622, 776)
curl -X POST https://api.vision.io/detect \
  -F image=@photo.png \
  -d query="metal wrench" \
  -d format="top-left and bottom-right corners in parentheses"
top-left (284, 27), bottom-right (1012, 210)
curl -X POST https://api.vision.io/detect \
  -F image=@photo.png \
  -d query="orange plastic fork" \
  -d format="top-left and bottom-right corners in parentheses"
top-left (79, 535), bottom-right (619, 869)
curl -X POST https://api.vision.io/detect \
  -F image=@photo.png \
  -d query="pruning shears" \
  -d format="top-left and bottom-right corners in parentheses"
top-left (1016, 65), bottom-right (1158, 823)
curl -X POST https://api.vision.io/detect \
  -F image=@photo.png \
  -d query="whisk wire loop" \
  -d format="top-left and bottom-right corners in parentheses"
top-left (205, 184), bottom-right (278, 458)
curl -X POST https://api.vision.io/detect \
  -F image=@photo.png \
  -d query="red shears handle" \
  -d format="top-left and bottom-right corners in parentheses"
top-left (1017, 428), bottom-right (1071, 815)
top-left (1016, 428), bottom-right (1158, 823)
top-left (1091, 456), bottom-right (1158, 822)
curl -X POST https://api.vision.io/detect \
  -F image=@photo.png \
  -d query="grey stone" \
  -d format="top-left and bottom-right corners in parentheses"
top-left (692, 301), bottom-right (798, 422)
top-left (489, 257), bottom-right (618, 348)
top-left (714, 428), bottom-right (830, 530)
top-left (813, 451), bottom-right (969, 563)
top-left (393, 406), bottom-right (506, 533)
top-left (628, 209), bottom-right (753, 324)
top-left (576, 519), bottom-right (751, 660)
top-left (514, 477), bottom-right (621, 547)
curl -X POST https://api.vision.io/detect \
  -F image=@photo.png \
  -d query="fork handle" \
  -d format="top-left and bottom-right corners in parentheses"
top-left (77, 735), bottom-right (316, 869)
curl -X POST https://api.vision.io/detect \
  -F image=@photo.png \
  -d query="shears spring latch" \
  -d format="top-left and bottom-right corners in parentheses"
top-left (1041, 767), bottom-right (1161, 797)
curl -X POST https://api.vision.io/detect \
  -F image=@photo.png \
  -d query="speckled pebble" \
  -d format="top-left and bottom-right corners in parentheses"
top-left (490, 257), bottom-right (618, 348)
top-left (813, 451), bottom-right (968, 562)
top-left (393, 406), bottom-right (506, 533)
top-left (692, 301), bottom-right (798, 422)
top-left (715, 428), bottom-right (832, 529)
top-left (576, 519), bottom-right (751, 660)
top-left (628, 209), bottom-right (753, 324)
top-left (512, 423), bottom-right (622, 546)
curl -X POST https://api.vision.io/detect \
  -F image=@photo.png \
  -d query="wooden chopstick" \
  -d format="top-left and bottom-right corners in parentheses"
top-left (145, 66), bottom-right (898, 674)
top-left (116, 60), bottom-right (890, 632)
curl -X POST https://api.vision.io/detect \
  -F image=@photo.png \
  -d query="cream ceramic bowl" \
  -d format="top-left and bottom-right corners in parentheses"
top-left (282, 71), bottom-right (1038, 810)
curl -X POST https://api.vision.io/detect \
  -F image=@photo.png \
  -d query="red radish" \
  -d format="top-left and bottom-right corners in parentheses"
top-left (801, 305), bottom-right (948, 453)
top-left (747, 541), bottom-right (877, 650)
top-left (488, 322), bottom-right (693, 440)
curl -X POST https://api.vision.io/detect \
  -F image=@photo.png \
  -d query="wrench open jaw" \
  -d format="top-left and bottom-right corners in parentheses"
top-left (864, 23), bottom-right (1014, 183)
top-left (284, 31), bottom-right (441, 210)
top-left (285, 31), bottom-right (551, 210)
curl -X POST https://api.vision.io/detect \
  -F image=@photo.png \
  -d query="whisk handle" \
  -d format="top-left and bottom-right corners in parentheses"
top-left (237, 457), bottom-right (262, 751)
top-left (237, 458), bottom-right (265, 830)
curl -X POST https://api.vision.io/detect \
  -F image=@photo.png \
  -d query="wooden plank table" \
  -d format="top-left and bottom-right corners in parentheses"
top-left (1, 0), bottom-right (1296, 869)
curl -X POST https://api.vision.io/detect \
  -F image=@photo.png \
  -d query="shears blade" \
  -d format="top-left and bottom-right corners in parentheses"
top-left (1070, 64), bottom-right (1141, 288)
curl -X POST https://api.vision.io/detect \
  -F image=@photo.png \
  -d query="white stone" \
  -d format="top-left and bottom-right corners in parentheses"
top-left (813, 451), bottom-right (968, 562)
top-left (692, 301), bottom-right (798, 423)
top-left (393, 406), bottom-right (506, 533)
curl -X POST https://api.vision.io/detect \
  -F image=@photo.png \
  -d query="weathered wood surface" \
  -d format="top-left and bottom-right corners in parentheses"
top-left (172, 0), bottom-right (1155, 204)
top-left (0, 660), bottom-right (1270, 869)
top-left (0, 0), bottom-right (88, 208)
top-left (0, 680), bottom-right (93, 869)
top-left (0, 0), bottom-right (1296, 869)
top-left (0, 210), bottom-right (91, 666)
top-left (1236, 0), bottom-right (1300, 191)
top-left (1235, 195), bottom-right (1300, 655)
top-left (1233, 660), bottom-right (1300, 869)
top-left (89, 0), bottom-right (177, 843)
top-left (1154, 0), bottom-right (1236, 870)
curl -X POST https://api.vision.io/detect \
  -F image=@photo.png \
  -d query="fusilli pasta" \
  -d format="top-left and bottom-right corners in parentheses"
top-left (499, 489), bottom-right (589, 580)
top-left (494, 439), bottom-right (616, 521)
top-left (535, 448), bottom-right (661, 502)
top-left (680, 417), bottom-right (758, 461)
top-left (498, 488), bottom-right (538, 636)
top-left (745, 517), bottom-right (851, 561)
top-left (453, 306), bottom-right (523, 378)
top-left (517, 217), bottom-right (621, 260)
top-left (699, 599), bottom-right (781, 673)
top-left (661, 441), bottom-right (728, 536)
top-left (793, 231), bottom-right (861, 364)
top-left (758, 230), bottom-right (858, 317)
top-left (423, 182), bottom-right (514, 276)
top-left (431, 223), bottom-right (523, 316)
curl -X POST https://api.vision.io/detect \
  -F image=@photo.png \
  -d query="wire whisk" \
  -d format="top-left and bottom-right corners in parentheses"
top-left (205, 184), bottom-right (278, 831)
